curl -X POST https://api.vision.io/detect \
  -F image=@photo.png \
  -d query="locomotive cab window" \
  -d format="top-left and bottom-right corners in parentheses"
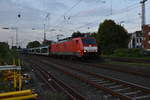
top-left (82, 38), bottom-right (96, 44)
top-left (75, 40), bottom-right (79, 44)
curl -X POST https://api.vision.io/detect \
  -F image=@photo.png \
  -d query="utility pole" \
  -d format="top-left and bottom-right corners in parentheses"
top-left (11, 27), bottom-right (18, 48)
top-left (110, 0), bottom-right (112, 15)
top-left (140, 0), bottom-right (147, 48)
top-left (46, 13), bottom-right (50, 28)
top-left (16, 28), bottom-right (18, 48)
top-left (43, 13), bottom-right (50, 42)
top-left (2, 27), bottom-right (17, 48)
top-left (11, 36), bottom-right (14, 48)
top-left (44, 24), bottom-right (46, 41)
top-left (140, 0), bottom-right (147, 29)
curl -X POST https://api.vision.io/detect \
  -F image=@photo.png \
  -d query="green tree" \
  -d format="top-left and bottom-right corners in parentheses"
top-left (89, 32), bottom-right (97, 38)
top-left (26, 41), bottom-right (41, 48)
top-left (0, 42), bottom-right (12, 64)
top-left (42, 40), bottom-right (52, 46)
top-left (97, 20), bottom-right (129, 54)
top-left (0, 42), bottom-right (9, 62)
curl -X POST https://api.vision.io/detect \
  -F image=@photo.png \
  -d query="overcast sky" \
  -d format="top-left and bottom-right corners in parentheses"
top-left (0, 0), bottom-right (150, 47)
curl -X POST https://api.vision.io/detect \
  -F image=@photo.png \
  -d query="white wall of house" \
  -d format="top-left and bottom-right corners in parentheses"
top-left (128, 31), bottom-right (143, 49)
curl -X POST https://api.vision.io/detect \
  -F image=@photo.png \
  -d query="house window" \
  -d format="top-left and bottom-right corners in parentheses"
top-left (148, 41), bottom-right (150, 44)
top-left (137, 39), bottom-right (139, 43)
top-left (140, 38), bottom-right (142, 42)
top-left (148, 32), bottom-right (150, 35)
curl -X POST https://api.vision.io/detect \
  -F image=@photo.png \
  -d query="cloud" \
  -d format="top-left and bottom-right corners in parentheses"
top-left (76, 7), bottom-right (110, 17)
top-left (11, 0), bottom-right (68, 13)
top-left (82, 0), bottom-right (106, 5)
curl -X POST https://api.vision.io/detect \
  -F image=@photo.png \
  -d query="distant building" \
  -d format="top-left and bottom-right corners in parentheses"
top-left (128, 31), bottom-right (143, 48)
top-left (143, 25), bottom-right (150, 51)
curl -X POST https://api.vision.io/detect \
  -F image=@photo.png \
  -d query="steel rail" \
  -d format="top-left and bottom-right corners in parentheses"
top-left (86, 63), bottom-right (150, 79)
top-left (29, 60), bottom-right (87, 100)
top-left (36, 56), bottom-right (150, 79)
top-left (31, 66), bottom-right (57, 92)
top-left (36, 58), bottom-right (150, 100)
top-left (103, 57), bottom-right (150, 64)
top-left (38, 60), bottom-right (131, 100)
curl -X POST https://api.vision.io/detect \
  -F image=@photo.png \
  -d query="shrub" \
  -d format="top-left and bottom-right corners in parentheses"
top-left (112, 48), bottom-right (150, 58)
top-left (0, 42), bottom-right (18, 65)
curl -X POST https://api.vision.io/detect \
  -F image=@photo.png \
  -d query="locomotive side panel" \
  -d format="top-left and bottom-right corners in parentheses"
top-left (50, 37), bottom-right (98, 57)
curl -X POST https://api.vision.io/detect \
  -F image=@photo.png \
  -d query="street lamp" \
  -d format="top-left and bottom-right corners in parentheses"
top-left (2, 27), bottom-right (18, 48)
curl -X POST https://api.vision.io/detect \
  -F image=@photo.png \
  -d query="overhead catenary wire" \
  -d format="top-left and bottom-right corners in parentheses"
top-left (53, 0), bottom-right (106, 30)
top-left (78, 0), bottom-right (149, 31)
top-left (49, 0), bottom-right (145, 36)
top-left (53, 0), bottom-right (83, 28)
top-left (54, 1), bottom-right (105, 30)
top-left (69, 1), bottom-right (138, 21)
top-left (52, 2), bottom-right (140, 35)
top-left (71, 1), bottom-right (141, 31)
top-left (68, 2), bottom-right (139, 30)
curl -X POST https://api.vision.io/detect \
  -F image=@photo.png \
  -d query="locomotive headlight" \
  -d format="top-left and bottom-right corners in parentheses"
top-left (84, 50), bottom-right (87, 52)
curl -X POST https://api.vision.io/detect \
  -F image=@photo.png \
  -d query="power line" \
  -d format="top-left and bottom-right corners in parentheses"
top-left (72, 2), bottom-right (140, 31)
top-left (56, 5), bottom-right (139, 34)
top-left (110, 0), bottom-right (112, 15)
top-left (69, 1), bottom-right (106, 19)
top-left (52, 0), bottom-right (106, 31)
top-left (53, 0), bottom-right (83, 27)
top-left (107, 2), bottom-right (139, 16)
top-left (49, 1), bottom-right (141, 35)
top-left (50, 0), bottom-right (106, 33)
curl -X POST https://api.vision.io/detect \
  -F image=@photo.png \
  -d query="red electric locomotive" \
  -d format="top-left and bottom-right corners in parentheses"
top-left (51, 37), bottom-right (98, 58)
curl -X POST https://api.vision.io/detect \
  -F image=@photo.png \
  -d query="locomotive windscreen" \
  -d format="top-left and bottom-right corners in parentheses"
top-left (82, 38), bottom-right (96, 44)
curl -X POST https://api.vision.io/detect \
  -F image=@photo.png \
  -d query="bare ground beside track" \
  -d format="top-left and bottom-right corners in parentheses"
top-left (22, 60), bottom-right (48, 100)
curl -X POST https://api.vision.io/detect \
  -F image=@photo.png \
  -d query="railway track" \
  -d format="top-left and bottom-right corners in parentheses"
top-left (103, 57), bottom-right (150, 64)
top-left (29, 60), bottom-right (87, 100)
top-left (32, 57), bottom-right (150, 100)
top-left (82, 63), bottom-right (150, 79)
top-left (37, 56), bottom-right (150, 79)
top-left (75, 58), bottom-right (150, 79)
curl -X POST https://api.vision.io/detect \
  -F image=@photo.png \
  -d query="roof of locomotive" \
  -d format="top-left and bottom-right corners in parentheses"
top-left (52, 37), bottom-right (95, 44)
